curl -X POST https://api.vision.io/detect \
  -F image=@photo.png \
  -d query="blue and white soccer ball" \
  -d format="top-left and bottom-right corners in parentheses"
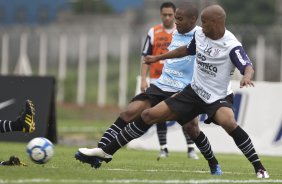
top-left (26, 137), bottom-right (54, 164)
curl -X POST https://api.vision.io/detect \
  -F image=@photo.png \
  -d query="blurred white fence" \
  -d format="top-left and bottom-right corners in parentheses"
top-left (0, 32), bottom-right (133, 108)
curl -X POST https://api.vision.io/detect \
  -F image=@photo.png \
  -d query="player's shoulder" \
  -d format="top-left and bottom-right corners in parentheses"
top-left (222, 29), bottom-right (242, 47)
top-left (223, 30), bottom-right (237, 40)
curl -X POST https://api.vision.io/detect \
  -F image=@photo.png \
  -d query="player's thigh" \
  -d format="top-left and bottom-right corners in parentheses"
top-left (120, 100), bottom-right (151, 122)
top-left (214, 107), bottom-right (237, 133)
top-left (141, 101), bottom-right (177, 124)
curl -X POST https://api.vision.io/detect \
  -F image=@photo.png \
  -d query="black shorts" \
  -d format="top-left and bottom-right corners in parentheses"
top-left (165, 85), bottom-right (233, 125)
top-left (131, 84), bottom-right (176, 107)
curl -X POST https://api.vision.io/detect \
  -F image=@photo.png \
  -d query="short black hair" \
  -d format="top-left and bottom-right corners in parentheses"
top-left (160, 2), bottom-right (176, 12)
top-left (178, 2), bottom-right (198, 19)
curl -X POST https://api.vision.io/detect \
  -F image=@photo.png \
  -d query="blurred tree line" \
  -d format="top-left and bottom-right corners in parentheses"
top-left (217, 0), bottom-right (276, 25)
top-left (72, 0), bottom-right (278, 25)
top-left (72, 0), bottom-right (113, 14)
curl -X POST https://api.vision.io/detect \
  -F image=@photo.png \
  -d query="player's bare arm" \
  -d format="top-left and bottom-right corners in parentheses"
top-left (140, 57), bottom-right (149, 92)
top-left (240, 65), bottom-right (254, 88)
top-left (144, 45), bottom-right (188, 64)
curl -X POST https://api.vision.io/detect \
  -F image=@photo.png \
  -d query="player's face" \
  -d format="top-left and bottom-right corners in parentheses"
top-left (175, 9), bottom-right (196, 34)
top-left (201, 12), bottom-right (215, 38)
top-left (160, 7), bottom-right (175, 29)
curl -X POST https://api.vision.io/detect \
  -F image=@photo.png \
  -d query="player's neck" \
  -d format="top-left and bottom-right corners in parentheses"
top-left (210, 28), bottom-right (225, 40)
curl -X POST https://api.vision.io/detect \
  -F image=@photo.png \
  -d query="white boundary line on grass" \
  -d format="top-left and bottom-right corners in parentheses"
top-left (104, 168), bottom-right (229, 173)
top-left (0, 179), bottom-right (281, 183)
top-left (103, 168), bottom-right (281, 177)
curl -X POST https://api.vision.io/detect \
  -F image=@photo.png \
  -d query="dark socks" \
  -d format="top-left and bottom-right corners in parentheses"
top-left (0, 119), bottom-right (22, 133)
top-left (156, 122), bottom-right (167, 146)
top-left (229, 126), bottom-right (265, 172)
top-left (193, 131), bottom-right (218, 166)
top-left (98, 117), bottom-right (128, 148)
top-left (182, 126), bottom-right (194, 145)
top-left (102, 117), bottom-right (151, 155)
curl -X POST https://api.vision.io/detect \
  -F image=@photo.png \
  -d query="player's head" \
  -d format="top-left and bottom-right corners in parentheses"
top-left (175, 2), bottom-right (198, 34)
top-left (160, 2), bottom-right (176, 29)
top-left (200, 5), bottom-right (226, 40)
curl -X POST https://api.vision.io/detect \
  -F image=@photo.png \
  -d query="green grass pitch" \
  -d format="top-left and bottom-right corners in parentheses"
top-left (0, 142), bottom-right (281, 184)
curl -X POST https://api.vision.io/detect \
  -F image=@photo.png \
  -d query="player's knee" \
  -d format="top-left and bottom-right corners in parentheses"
top-left (183, 120), bottom-right (200, 139)
top-left (120, 109), bottom-right (136, 122)
top-left (221, 115), bottom-right (235, 125)
top-left (141, 109), bottom-right (154, 125)
top-left (217, 115), bottom-right (237, 133)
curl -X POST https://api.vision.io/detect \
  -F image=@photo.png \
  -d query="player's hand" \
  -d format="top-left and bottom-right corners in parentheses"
top-left (240, 76), bottom-right (254, 88)
top-left (143, 55), bottom-right (159, 64)
top-left (140, 79), bottom-right (148, 92)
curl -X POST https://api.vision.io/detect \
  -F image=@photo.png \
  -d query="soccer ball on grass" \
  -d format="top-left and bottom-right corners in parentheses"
top-left (26, 137), bottom-right (54, 164)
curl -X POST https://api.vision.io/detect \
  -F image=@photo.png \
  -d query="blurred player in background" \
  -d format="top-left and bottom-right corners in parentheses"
top-left (140, 1), bottom-right (198, 160)
top-left (0, 99), bottom-right (35, 166)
